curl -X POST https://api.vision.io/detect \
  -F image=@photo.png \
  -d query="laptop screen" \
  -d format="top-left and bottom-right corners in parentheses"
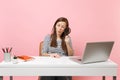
top-left (81, 41), bottom-right (114, 64)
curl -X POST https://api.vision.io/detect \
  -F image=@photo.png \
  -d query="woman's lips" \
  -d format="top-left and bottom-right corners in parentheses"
top-left (58, 31), bottom-right (61, 33)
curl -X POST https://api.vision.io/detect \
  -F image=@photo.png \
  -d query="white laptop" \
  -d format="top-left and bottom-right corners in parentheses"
top-left (80, 41), bottom-right (114, 64)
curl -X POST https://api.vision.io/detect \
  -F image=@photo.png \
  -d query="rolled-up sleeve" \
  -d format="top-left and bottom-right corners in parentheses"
top-left (41, 35), bottom-right (50, 54)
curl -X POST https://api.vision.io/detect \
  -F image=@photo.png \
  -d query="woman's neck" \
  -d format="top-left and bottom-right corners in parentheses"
top-left (57, 34), bottom-right (61, 40)
top-left (57, 34), bottom-right (60, 38)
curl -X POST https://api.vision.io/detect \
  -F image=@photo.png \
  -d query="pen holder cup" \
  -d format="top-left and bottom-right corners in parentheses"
top-left (4, 53), bottom-right (11, 62)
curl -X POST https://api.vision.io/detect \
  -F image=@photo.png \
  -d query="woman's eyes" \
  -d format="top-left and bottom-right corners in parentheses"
top-left (57, 24), bottom-right (60, 27)
top-left (57, 25), bottom-right (65, 28)
top-left (61, 26), bottom-right (65, 28)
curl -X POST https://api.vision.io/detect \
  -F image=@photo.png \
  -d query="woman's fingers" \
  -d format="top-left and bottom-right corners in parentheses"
top-left (49, 53), bottom-right (61, 58)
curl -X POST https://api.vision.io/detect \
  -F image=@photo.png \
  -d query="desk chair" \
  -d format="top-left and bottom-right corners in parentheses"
top-left (38, 41), bottom-right (43, 80)
top-left (39, 41), bottom-right (43, 56)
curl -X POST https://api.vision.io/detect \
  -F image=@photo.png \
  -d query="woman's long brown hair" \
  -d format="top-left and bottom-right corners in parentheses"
top-left (50, 17), bottom-right (71, 55)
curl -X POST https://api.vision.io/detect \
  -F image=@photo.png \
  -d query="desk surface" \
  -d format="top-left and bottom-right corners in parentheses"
top-left (0, 56), bottom-right (117, 68)
top-left (0, 56), bottom-right (118, 76)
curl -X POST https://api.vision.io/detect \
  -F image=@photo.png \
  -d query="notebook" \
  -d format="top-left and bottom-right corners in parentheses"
top-left (80, 41), bottom-right (114, 64)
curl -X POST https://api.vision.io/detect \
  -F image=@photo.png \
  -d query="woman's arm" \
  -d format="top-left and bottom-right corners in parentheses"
top-left (65, 36), bottom-right (74, 56)
top-left (41, 35), bottom-right (50, 56)
top-left (42, 53), bottom-right (60, 58)
top-left (66, 42), bottom-right (74, 56)
top-left (41, 53), bottom-right (50, 56)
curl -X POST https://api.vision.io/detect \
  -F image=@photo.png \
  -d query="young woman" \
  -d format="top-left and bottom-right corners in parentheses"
top-left (41, 17), bottom-right (74, 80)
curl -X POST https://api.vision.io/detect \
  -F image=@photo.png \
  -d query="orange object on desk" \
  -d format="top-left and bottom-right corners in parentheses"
top-left (18, 55), bottom-right (33, 61)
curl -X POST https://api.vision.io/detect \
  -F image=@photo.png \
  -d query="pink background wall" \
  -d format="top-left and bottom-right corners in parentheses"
top-left (0, 0), bottom-right (120, 80)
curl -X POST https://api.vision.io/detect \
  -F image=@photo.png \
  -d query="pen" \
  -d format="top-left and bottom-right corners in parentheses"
top-left (6, 48), bottom-right (8, 53)
top-left (9, 47), bottom-right (12, 53)
top-left (2, 48), bottom-right (5, 53)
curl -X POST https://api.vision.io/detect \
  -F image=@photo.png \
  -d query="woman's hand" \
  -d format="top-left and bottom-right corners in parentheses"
top-left (65, 35), bottom-right (70, 43)
top-left (64, 35), bottom-right (74, 56)
top-left (49, 53), bottom-right (61, 58)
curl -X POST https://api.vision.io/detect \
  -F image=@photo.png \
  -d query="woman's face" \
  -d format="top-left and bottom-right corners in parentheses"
top-left (55, 21), bottom-right (66, 36)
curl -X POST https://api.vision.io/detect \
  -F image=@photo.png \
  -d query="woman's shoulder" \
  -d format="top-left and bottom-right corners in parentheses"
top-left (44, 34), bottom-right (51, 41)
top-left (45, 34), bottom-right (51, 38)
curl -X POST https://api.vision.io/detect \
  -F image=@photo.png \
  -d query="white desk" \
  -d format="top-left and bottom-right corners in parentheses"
top-left (0, 56), bottom-right (118, 80)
